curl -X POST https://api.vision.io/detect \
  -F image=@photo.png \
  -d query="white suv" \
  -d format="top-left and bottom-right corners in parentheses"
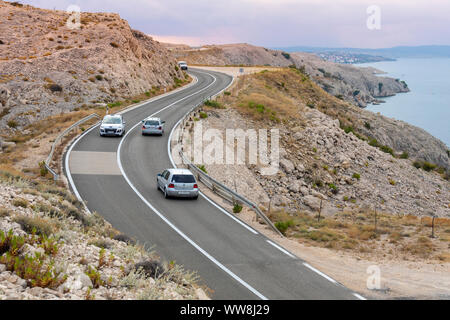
top-left (99, 115), bottom-right (126, 137)
top-left (157, 168), bottom-right (198, 199)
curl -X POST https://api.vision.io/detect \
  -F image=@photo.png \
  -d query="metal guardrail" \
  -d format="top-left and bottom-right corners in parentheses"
top-left (172, 87), bottom-right (284, 237)
top-left (44, 113), bottom-right (101, 180)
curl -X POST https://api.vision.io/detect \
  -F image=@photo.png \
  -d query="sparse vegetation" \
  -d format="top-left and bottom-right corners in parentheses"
top-left (267, 210), bottom-right (450, 261)
top-left (198, 165), bottom-right (207, 173)
top-left (233, 203), bottom-right (243, 214)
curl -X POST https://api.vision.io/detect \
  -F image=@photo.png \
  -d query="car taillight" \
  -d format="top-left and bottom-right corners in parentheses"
top-left (158, 126), bottom-right (162, 130)
top-left (193, 184), bottom-right (198, 189)
top-left (142, 126), bottom-right (146, 129)
top-left (168, 183), bottom-right (175, 188)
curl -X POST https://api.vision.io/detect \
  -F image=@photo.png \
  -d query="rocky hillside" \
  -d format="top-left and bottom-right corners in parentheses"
top-left (291, 52), bottom-right (410, 107)
top-left (173, 43), bottom-right (408, 107)
top-left (0, 1), bottom-right (185, 131)
top-left (0, 170), bottom-right (205, 300)
top-left (190, 69), bottom-right (449, 218)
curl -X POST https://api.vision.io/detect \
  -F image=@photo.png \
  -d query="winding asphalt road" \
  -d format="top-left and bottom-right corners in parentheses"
top-left (65, 68), bottom-right (362, 300)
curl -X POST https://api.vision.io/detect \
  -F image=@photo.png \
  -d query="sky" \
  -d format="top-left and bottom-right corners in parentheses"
top-left (14, 0), bottom-right (450, 48)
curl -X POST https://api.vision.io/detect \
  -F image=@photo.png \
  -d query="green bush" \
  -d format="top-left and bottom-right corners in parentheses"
top-left (281, 52), bottom-right (290, 59)
top-left (379, 145), bottom-right (394, 156)
top-left (275, 220), bottom-right (294, 234)
top-left (86, 266), bottom-right (103, 288)
top-left (233, 204), bottom-right (243, 214)
top-left (400, 152), bottom-right (409, 159)
top-left (198, 165), bottom-right (207, 173)
top-left (204, 100), bottom-right (223, 108)
top-left (328, 183), bottom-right (338, 194)
top-left (422, 161), bottom-right (437, 172)
top-left (1, 252), bottom-right (67, 288)
top-left (199, 111), bottom-right (208, 119)
top-left (38, 161), bottom-right (48, 177)
top-left (352, 173), bottom-right (361, 180)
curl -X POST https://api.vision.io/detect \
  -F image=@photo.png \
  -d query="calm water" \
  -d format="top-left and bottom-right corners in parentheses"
top-left (358, 58), bottom-right (450, 147)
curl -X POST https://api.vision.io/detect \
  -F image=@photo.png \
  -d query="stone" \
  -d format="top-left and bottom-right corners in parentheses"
top-left (303, 195), bottom-right (322, 211)
top-left (20, 244), bottom-right (45, 258)
top-left (287, 180), bottom-right (301, 193)
top-left (0, 264), bottom-right (6, 273)
top-left (280, 158), bottom-right (295, 174)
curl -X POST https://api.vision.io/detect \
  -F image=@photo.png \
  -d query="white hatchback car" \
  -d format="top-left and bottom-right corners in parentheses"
top-left (142, 117), bottom-right (165, 136)
top-left (157, 168), bottom-right (198, 199)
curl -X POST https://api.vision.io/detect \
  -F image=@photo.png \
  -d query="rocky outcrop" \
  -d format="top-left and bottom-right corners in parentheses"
top-left (290, 52), bottom-right (410, 107)
top-left (358, 110), bottom-right (450, 170)
top-left (0, 1), bottom-right (185, 130)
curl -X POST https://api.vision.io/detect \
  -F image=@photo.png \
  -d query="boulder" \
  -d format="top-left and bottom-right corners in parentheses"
top-left (280, 158), bottom-right (295, 174)
top-left (303, 195), bottom-right (322, 211)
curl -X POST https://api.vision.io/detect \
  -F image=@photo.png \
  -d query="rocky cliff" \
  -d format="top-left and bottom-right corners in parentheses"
top-left (0, 1), bottom-right (185, 131)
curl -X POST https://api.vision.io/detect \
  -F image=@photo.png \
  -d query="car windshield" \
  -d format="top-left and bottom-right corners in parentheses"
top-left (145, 120), bottom-right (159, 126)
top-left (172, 174), bottom-right (195, 183)
top-left (103, 117), bottom-right (121, 124)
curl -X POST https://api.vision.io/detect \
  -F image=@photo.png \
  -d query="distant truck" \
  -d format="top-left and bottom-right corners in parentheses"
top-left (178, 61), bottom-right (188, 70)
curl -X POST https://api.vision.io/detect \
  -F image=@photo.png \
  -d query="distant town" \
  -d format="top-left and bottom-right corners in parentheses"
top-left (316, 52), bottom-right (395, 64)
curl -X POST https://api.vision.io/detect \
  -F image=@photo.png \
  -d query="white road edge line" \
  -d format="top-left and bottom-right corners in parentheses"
top-left (303, 262), bottom-right (338, 284)
top-left (353, 293), bottom-right (367, 300)
top-left (266, 240), bottom-right (296, 259)
top-left (117, 71), bottom-right (268, 300)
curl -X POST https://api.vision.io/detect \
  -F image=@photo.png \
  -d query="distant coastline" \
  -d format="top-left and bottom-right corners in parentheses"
top-left (359, 58), bottom-right (450, 147)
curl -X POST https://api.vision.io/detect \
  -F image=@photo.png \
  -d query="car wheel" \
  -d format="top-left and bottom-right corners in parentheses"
top-left (193, 195), bottom-right (198, 200)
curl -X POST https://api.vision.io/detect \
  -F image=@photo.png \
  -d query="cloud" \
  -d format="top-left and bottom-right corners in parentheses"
top-left (15, 0), bottom-right (450, 48)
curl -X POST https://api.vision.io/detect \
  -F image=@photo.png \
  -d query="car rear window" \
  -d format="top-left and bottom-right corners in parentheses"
top-left (145, 120), bottom-right (159, 126)
top-left (172, 174), bottom-right (195, 183)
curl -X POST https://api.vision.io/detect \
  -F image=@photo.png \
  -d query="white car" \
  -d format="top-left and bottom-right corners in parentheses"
top-left (157, 168), bottom-right (198, 199)
top-left (142, 117), bottom-right (165, 136)
top-left (178, 61), bottom-right (188, 70)
top-left (99, 115), bottom-right (126, 137)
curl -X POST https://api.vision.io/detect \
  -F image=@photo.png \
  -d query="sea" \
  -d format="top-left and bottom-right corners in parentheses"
top-left (357, 58), bottom-right (450, 147)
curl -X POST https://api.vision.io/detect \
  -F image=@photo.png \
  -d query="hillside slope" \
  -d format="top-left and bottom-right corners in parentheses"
top-left (192, 68), bottom-right (449, 217)
top-left (0, 1), bottom-right (185, 131)
top-left (172, 43), bottom-right (408, 107)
